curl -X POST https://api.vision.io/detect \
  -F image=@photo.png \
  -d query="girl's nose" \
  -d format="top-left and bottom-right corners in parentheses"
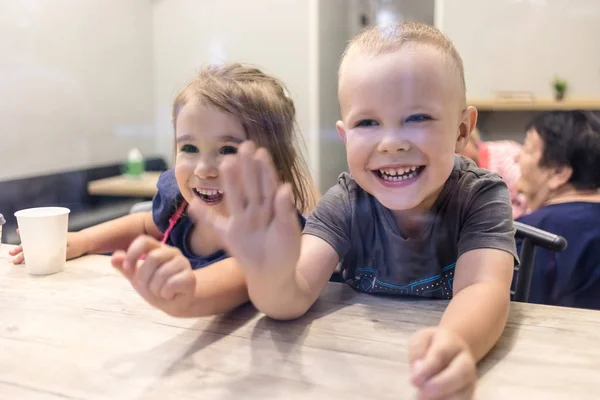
top-left (194, 158), bottom-right (219, 179)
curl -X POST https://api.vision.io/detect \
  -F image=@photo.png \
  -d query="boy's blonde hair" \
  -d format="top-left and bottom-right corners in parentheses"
top-left (339, 22), bottom-right (466, 103)
top-left (173, 63), bottom-right (317, 213)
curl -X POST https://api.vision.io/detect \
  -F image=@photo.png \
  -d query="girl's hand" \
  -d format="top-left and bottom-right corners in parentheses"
top-left (409, 327), bottom-right (477, 400)
top-left (111, 235), bottom-right (196, 317)
top-left (9, 230), bottom-right (89, 265)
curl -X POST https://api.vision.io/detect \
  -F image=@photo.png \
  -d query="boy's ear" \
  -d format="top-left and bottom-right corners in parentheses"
top-left (455, 106), bottom-right (478, 152)
top-left (336, 120), bottom-right (347, 144)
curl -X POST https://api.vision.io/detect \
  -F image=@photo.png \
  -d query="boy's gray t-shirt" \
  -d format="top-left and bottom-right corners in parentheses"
top-left (303, 156), bottom-right (518, 299)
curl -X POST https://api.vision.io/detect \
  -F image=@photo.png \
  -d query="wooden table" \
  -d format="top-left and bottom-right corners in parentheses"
top-left (87, 172), bottom-right (162, 198)
top-left (1, 245), bottom-right (599, 399)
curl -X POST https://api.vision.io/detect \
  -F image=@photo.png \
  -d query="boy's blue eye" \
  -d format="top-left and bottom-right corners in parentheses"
top-left (355, 119), bottom-right (379, 128)
top-left (405, 114), bottom-right (432, 123)
top-left (180, 144), bottom-right (199, 153)
top-left (219, 146), bottom-right (238, 155)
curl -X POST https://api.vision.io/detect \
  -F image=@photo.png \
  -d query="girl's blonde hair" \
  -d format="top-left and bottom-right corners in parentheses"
top-left (172, 63), bottom-right (317, 213)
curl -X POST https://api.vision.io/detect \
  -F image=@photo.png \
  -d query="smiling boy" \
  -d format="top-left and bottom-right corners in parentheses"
top-left (193, 22), bottom-right (518, 400)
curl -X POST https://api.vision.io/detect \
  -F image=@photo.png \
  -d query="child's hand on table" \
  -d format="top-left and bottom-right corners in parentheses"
top-left (111, 235), bottom-right (196, 317)
top-left (9, 230), bottom-right (89, 264)
top-left (409, 327), bottom-right (477, 400)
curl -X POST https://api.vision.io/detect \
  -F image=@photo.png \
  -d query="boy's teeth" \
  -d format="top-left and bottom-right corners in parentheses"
top-left (378, 166), bottom-right (421, 181)
top-left (379, 166), bottom-right (419, 176)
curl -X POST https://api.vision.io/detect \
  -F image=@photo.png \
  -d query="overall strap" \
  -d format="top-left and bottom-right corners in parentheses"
top-left (160, 200), bottom-right (188, 244)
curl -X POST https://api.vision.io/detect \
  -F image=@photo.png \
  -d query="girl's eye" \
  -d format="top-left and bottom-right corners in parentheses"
top-left (405, 114), bottom-right (432, 123)
top-left (355, 119), bottom-right (379, 128)
top-left (180, 144), bottom-right (199, 153)
top-left (219, 146), bottom-right (238, 155)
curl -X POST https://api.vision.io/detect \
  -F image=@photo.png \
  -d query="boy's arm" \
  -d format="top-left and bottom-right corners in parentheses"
top-left (440, 174), bottom-right (516, 360)
top-left (245, 234), bottom-right (340, 320)
top-left (81, 211), bottom-right (162, 254)
top-left (409, 248), bottom-right (513, 400)
top-left (409, 174), bottom-right (516, 399)
top-left (441, 248), bottom-right (513, 360)
top-left (188, 142), bottom-right (347, 321)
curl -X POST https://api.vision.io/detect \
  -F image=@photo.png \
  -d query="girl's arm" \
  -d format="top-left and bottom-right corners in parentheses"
top-left (183, 257), bottom-right (250, 317)
top-left (11, 211), bottom-right (162, 264)
top-left (80, 211), bottom-right (162, 254)
top-left (111, 235), bottom-right (249, 318)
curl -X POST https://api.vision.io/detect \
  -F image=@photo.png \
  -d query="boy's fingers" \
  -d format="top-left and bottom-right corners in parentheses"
top-left (240, 142), bottom-right (262, 208)
top-left (412, 335), bottom-right (459, 388)
top-left (420, 351), bottom-right (476, 400)
top-left (409, 328), bottom-right (435, 365)
top-left (256, 147), bottom-right (278, 222)
top-left (148, 256), bottom-right (187, 297)
top-left (124, 235), bottom-right (162, 271)
top-left (273, 183), bottom-right (297, 227)
top-left (221, 155), bottom-right (245, 214)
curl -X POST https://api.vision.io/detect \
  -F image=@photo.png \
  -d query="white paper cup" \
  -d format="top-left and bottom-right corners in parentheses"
top-left (15, 207), bottom-right (70, 275)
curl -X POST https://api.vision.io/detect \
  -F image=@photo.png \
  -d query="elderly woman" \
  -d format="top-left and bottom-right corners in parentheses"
top-left (517, 110), bottom-right (600, 309)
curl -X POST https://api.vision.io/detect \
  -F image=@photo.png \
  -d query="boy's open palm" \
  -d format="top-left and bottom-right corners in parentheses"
top-left (189, 142), bottom-right (302, 277)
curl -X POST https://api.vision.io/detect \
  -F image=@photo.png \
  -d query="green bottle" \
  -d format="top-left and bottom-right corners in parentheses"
top-left (124, 148), bottom-right (144, 178)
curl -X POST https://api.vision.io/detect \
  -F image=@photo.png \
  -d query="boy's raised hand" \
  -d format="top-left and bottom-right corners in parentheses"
top-left (111, 235), bottom-right (196, 317)
top-left (188, 141), bottom-right (302, 280)
top-left (409, 327), bottom-right (477, 400)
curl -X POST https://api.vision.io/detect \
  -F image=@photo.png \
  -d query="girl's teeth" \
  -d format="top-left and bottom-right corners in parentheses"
top-left (197, 189), bottom-right (222, 195)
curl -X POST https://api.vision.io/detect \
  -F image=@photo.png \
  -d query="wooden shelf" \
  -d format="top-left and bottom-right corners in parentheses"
top-left (469, 98), bottom-right (600, 111)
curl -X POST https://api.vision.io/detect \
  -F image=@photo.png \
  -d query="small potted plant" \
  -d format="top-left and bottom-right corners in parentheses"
top-left (552, 76), bottom-right (568, 101)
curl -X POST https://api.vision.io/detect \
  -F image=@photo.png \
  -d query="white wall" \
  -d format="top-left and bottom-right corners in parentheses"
top-left (438, 0), bottom-right (600, 141)
top-left (0, 0), bottom-right (155, 181)
top-left (152, 0), bottom-right (317, 178)
top-left (440, 0), bottom-right (600, 99)
top-left (378, 0), bottom-right (435, 26)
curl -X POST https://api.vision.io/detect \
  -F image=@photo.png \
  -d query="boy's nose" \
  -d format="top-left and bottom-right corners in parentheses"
top-left (377, 131), bottom-right (411, 153)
